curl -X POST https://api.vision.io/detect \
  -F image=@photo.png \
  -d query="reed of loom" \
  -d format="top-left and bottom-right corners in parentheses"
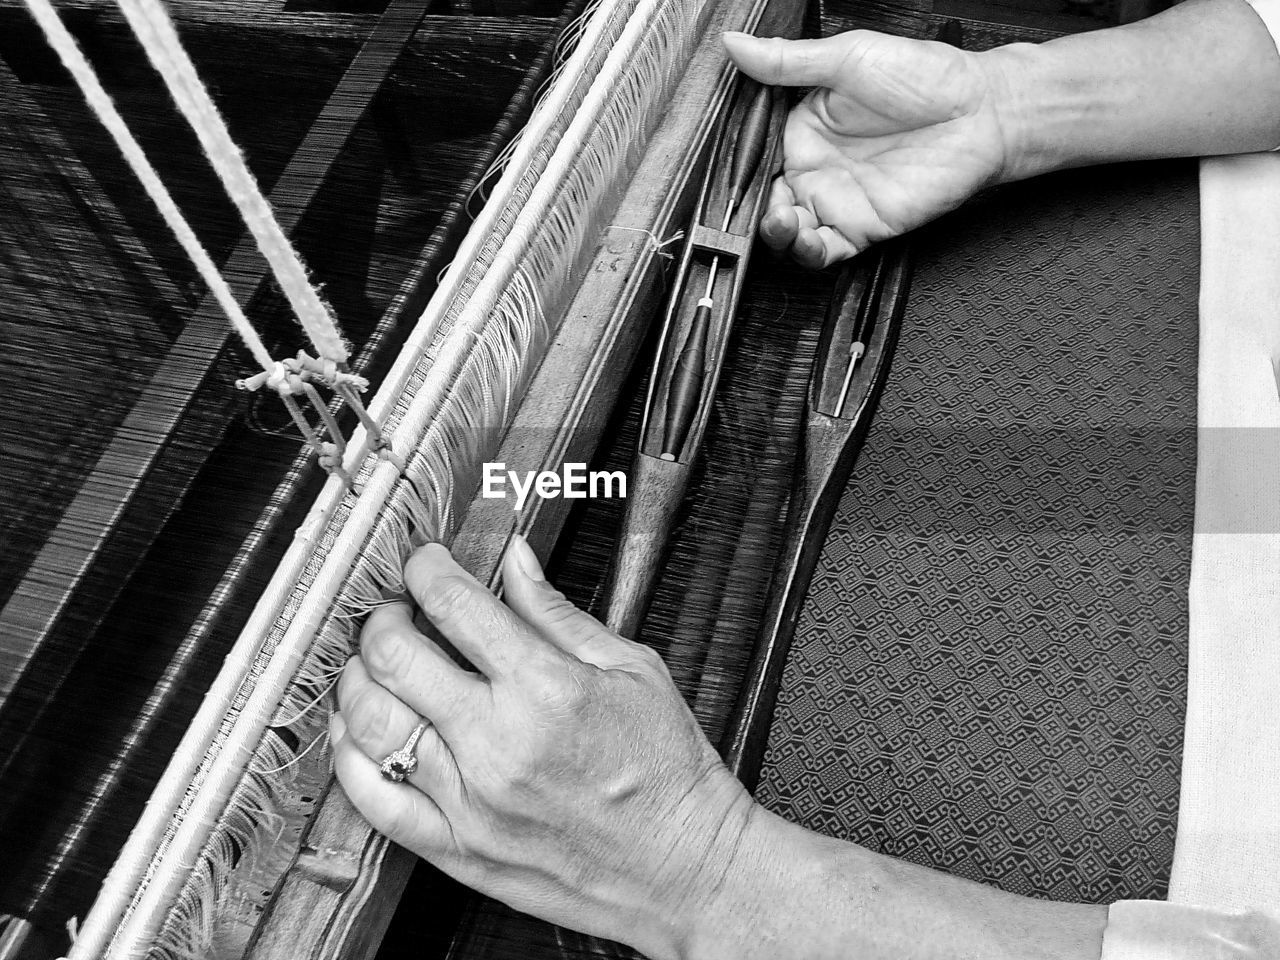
top-left (602, 73), bottom-right (786, 640)
top-left (38, 0), bottom-right (802, 957)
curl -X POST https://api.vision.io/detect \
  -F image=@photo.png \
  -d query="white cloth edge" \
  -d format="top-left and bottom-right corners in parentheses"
top-left (1168, 154), bottom-right (1280, 914)
top-left (1100, 154), bottom-right (1280, 960)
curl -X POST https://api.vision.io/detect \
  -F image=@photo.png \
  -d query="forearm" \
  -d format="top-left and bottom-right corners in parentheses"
top-left (986, 0), bottom-right (1280, 181)
top-left (668, 805), bottom-right (1107, 960)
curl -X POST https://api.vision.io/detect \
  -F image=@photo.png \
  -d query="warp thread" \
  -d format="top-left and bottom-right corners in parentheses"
top-left (76, 0), bottom-right (706, 952)
top-left (467, 0), bottom-right (609, 218)
top-left (23, 0), bottom-right (382, 493)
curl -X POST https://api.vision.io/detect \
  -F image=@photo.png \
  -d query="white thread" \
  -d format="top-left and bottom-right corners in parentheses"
top-left (606, 223), bottom-right (685, 257)
top-left (114, 0), bottom-right (349, 365)
top-left (254, 728), bottom-right (330, 777)
top-left (467, 0), bottom-right (607, 215)
top-left (72, 0), bottom-right (725, 949)
top-left (140, 2), bottom-right (702, 948)
top-left (21, 0), bottom-right (275, 374)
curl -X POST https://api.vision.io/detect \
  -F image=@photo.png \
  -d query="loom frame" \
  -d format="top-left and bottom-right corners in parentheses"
top-left (244, 0), bottom-right (803, 953)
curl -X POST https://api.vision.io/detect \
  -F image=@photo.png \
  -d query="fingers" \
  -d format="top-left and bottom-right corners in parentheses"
top-left (760, 178), bottom-right (799, 251)
top-left (405, 543), bottom-right (559, 680)
top-left (502, 536), bottom-right (642, 670)
top-left (360, 600), bottom-right (486, 733)
top-left (337, 655), bottom-right (461, 800)
top-left (723, 31), bottom-right (856, 89)
top-left (762, 195), bottom-right (860, 269)
top-left (761, 174), bottom-right (863, 267)
top-left (764, 206), bottom-right (860, 267)
top-left (331, 711), bottom-right (453, 857)
top-left (794, 224), bottom-right (859, 269)
top-left (767, 214), bottom-right (860, 268)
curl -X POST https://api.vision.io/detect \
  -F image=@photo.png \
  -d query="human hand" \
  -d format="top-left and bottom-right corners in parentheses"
top-left (724, 30), bottom-right (1016, 267)
top-left (331, 539), bottom-right (757, 960)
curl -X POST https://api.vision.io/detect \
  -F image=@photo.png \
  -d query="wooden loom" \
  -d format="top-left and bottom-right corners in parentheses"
top-left (0, 0), bottom-right (587, 952)
top-left (2, 0), bottom-right (807, 953)
top-left (0, 0), bottom-right (1184, 955)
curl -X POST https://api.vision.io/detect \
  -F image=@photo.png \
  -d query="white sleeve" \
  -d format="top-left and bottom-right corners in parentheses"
top-left (1246, 0), bottom-right (1280, 56)
top-left (1100, 901), bottom-right (1280, 960)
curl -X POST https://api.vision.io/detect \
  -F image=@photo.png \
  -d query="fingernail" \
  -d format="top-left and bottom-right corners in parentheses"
top-left (408, 542), bottom-right (459, 581)
top-left (330, 711), bottom-right (347, 744)
top-left (722, 30), bottom-right (748, 40)
top-left (508, 534), bottom-right (546, 583)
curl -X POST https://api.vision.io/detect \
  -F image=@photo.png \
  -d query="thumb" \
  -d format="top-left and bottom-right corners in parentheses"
top-left (722, 31), bottom-right (851, 88)
top-left (502, 536), bottom-right (636, 669)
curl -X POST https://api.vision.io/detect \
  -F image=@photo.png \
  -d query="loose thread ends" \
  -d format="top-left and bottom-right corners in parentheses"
top-left (605, 223), bottom-right (684, 260)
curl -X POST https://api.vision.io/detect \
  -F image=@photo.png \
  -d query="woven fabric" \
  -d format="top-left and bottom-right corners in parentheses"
top-left (756, 160), bottom-right (1200, 904)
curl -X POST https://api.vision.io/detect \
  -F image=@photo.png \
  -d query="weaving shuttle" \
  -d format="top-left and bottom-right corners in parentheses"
top-left (604, 75), bottom-right (786, 640)
top-left (724, 16), bottom-right (960, 793)
top-left (723, 240), bottom-right (913, 789)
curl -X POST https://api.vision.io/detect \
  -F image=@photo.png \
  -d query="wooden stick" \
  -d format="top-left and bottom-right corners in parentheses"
top-left (723, 21), bottom-right (965, 791)
top-left (722, 240), bottom-right (913, 790)
top-left (604, 77), bottom-right (785, 639)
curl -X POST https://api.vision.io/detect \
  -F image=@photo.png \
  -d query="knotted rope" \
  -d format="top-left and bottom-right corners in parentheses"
top-left (23, 0), bottom-right (392, 485)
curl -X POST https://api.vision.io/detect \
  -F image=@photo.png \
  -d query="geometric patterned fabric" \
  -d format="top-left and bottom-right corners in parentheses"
top-left (756, 160), bottom-right (1199, 904)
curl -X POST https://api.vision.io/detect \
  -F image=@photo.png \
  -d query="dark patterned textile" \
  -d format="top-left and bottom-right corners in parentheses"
top-left (756, 161), bottom-right (1199, 904)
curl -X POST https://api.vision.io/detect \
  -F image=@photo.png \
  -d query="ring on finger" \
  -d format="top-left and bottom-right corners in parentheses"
top-left (378, 720), bottom-right (429, 783)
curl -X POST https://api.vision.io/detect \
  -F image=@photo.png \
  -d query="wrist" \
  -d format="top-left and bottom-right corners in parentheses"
top-left (672, 801), bottom-right (783, 960)
top-left (672, 803), bottom-right (866, 960)
top-left (979, 39), bottom-right (1116, 184)
top-left (615, 767), bottom-right (764, 960)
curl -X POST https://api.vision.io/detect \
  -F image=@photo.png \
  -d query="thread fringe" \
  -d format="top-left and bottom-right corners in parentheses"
top-left (72, 0), bottom-right (709, 953)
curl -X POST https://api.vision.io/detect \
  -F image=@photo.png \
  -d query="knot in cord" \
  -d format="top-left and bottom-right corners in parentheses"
top-left (268, 360), bottom-right (305, 396)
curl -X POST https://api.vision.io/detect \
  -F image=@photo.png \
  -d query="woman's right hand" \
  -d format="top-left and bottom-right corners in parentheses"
top-left (724, 30), bottom-right (1019, 268)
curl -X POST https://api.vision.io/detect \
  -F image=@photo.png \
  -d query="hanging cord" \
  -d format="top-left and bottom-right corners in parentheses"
top-left (21, 0), bottom-right (276, 376)
top-left (281, 390), bottom-right (355, 489)
top-left (115, 0), bottom-right (401, 460)
top-left (24, 0), bottom-right (398, 481)
top-left (113, 0), bottom-right (349, 368)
